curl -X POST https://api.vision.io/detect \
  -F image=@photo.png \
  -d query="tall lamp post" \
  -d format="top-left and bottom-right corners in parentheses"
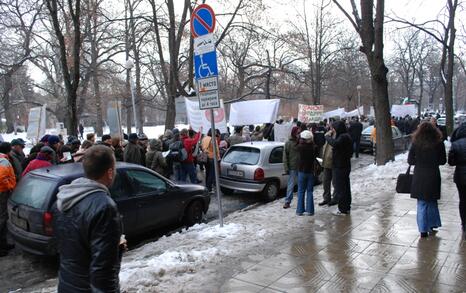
top-left (356, 85), bottom-right (362, 118)
top-left (125, 59), bottom-right (138, 134)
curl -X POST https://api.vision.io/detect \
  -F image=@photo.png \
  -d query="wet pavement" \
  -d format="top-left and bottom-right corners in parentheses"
top-left (220, 188), bottom-right (466, 292)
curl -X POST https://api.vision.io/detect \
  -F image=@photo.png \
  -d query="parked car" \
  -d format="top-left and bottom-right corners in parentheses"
top-left (7, 162), bottom-right (210, 256)
top-left (360, 125), bottom-right (411, 153)
top-left (219, 141), bottom-right (322, 201)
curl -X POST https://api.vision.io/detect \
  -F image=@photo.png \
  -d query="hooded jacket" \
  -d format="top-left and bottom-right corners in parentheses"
top-left (449, 123), bottom-right (466, 184)
top-left (325, 121), bottom-right (353, 169)
top-left (54, 177), bottom-right (122, 292)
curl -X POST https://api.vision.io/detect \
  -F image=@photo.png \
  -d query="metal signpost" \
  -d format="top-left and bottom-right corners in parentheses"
top-left (191, 4), bottom-right (223, 227)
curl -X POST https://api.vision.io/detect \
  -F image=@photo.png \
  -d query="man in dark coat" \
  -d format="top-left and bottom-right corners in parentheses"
top-left (348, 117), bottom-right (363, 158)
top-left (10, 138), bottom-right (26, 181)
top-left (325, 120), bottom-right (353, 214)
top-left (54, 145), bottom-right (124, 292)
top-left (124, 133), bottom-right (145, 166)
top-left (448, 122), bottom-right (466, 233)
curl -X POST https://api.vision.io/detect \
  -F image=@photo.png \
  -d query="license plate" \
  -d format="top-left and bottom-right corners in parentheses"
top-left (227, 169), bottom-right (244, 178)
top-left (11, 214), bottom-right (28, 230)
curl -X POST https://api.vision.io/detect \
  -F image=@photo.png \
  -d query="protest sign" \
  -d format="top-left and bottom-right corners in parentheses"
top-left (27, 105), bottom-right (47, 141)
top-left (274, 123), bottom-right (293, 142)
top-left (185, 97), bottom-right (227, 134)
top-left (298, 104), bottom-right (324, 123)
top-left (322, 108), bottom-right (345, 119)
top-left (391, 104), bottom-right (417, 118)
top-left (229, 99), bottom-right (280, 126)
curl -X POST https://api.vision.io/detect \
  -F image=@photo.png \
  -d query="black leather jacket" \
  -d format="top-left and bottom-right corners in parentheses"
top-left (449, 124), bottom-right (466, 184)
top-left (53, 191), bottom-right (122, 292)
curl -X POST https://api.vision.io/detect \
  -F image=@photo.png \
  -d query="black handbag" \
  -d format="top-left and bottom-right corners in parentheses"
top-left (313, 159), bottom-right (323, 177)
top-left (396, 165), bottom-right (413, 194)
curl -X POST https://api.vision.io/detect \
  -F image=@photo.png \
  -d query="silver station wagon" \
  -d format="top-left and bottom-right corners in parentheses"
top-left (219, 141), bottom-right (288, 201)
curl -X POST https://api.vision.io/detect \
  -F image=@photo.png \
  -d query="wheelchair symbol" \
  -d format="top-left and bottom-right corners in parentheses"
top-left (198, 54), bottom-right (214, 78)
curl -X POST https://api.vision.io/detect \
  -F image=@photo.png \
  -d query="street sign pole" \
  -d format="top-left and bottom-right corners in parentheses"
top-left (210, 109), bottom-right (223, 227)
top-left (191, 3), bottom-right (223, 227)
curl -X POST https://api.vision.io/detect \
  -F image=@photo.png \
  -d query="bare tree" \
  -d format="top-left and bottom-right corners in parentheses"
top-left (333, 0), bottom-right (394, 165)
top-left (45, 0), bottom-right (82, 136)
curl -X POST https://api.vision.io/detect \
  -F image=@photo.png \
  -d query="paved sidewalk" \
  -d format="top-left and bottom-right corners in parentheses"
top-left (221, 177), bottom-right (465, 292)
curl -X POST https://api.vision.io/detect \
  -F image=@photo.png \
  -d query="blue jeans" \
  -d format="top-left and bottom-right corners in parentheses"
top-left (180, 163), bottom-right (197, 183)
top-left (297, 172), bottom-right (314, 214)
top-left (417, 199), bottom-right (442, 233)
top-left (285, 170), bottom-right (298, 204)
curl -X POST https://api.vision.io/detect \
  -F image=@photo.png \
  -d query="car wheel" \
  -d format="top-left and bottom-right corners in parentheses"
top-left (184, 200), bottom-right (204, 227)
top-left (220, 187), bottom-right (234, 194)
top-left (262, 181), bottom-right (279, 202)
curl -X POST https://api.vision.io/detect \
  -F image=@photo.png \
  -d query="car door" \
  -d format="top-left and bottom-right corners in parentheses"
top-left (268, 147), bottom-right (287, 188)
top-left (109, 171), bottom-right (140, 236)
top-left (125, 169), bottom-right (179, 231)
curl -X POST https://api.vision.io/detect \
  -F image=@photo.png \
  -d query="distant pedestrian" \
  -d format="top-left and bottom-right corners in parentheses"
top-left (348, 117), bottom-right (363, 158)
top-left (86, 133), bottom-right (96, 144)
top-left (124, 133), bottom-right (145, 166)
top-left (78, 123), bottom-right (84, 139)
top-left (0, 142), bottom-right (17, 257)
top-left (10, 138), bottom-right (26, 181)
top-left (202, 129), bottom-right (220, 192)
top-left (283, 127), bottom-right (300, 209)
top-left (296, 130), bottom-right (317, 216)
top-left (72, 140), bottom-right (94, 163)
top-left (325, 120), bottom-right (353, 215)
top-left (112, 136), bottom-right (124, 162)
top-left (54, 145), bottom-right (125, 291)
top-left (146, 139), bottom-right (167, 176)
top-left (22, 146), bottom-right (54, 176)
top-left (180, 128), bottom-right (202, 183)
top-left (226, 126), bottom-right (244, 146)
top-left (319, 130), bottom-right (337, 206)
top-left (251, 126), bottom-right (263, 141)
top-left (408, 122), bottom-right (446, 238)
top-left (101, 135), bottom-right (113, 148)
top-left (448, 122), bottom-right (466, 234)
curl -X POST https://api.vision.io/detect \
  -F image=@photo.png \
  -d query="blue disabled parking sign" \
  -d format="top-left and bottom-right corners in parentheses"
top-left (194, 51), bottom-right (218, 80)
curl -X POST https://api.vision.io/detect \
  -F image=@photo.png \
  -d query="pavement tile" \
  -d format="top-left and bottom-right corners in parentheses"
top-left (326, 266), bottom-right (384, 291)
top-left (234, 264), bottom-right (291, 287)
top-left (436, 265), bottom-right (466, 287)
top-left (411, 236), bottom-right (458, 253)
top-left (371, 275), bottom-right (435, 293)
top-left (351, 254), bottom-right (398, 273)
top-left (220, 278), bottom-right (265, 293)
top-left (443, 252), bottom-right (466, 270)
top-left (257, 253), bottom-right (307, 271)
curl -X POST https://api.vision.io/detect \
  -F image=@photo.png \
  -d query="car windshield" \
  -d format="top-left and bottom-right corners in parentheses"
top-left (223, 146), bottom-right (260, 165)
top-left (10, 176), bottom-right (56, 209)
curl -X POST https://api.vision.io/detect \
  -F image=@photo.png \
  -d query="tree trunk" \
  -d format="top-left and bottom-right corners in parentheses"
top-left (135, 56), bottom-right (144, 134)
top-left (265, 50), bottom-right (271, 99)
top-left (93, 73), bottom-right (103, 136)
top-left (2, 73), bottom-right (15, 133)
top-left (165, 92), bottom-right (176, 130)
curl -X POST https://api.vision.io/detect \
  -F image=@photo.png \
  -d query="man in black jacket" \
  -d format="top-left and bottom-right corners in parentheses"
top-left (348, 117), bottom-right (363, 158)
top-left (325, 120), bottom-right (353, 215)
top-left (54, 145), bottom-right (124, 292)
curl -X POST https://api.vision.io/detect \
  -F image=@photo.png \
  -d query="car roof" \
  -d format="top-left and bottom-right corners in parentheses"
top-left (28, 162), bottom-right (146, 180)
top-left (232, 141), bottom-right (284, 149)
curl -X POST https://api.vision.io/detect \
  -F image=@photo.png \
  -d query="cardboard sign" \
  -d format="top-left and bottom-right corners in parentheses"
top-left (298, 104), bottom-right (324, 123)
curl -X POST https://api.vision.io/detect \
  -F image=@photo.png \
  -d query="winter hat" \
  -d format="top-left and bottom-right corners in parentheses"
top-left (47, 135), bottom-right (60, 146)
top-left (164, 130), bottom-right (173, 139)
top-left (172, 128), bottom-right (180, 136)
top-left (138, 133), bottom-right (148, 141)
top-left (40, 146), bottom-right (54, 154)
top-left (149, 139), bottom-right (161, 151)
top-left (128, 133), bottom-right (139, 142)
top-left (102, 134), bottom-right (112, 142)
top-left (300, 130), bottom-right (313, 140)
top-left (40, 134), bottom-right (50, 143)
top-left (291, 126), bottom-right (300, 139)
top-left (11, 138), bottom-right (26, 146)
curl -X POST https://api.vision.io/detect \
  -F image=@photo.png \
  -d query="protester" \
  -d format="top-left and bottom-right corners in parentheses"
top-left (349, 117), bottom-right (363, 158)
top-left (251, 126), bottom-right (263, 141)
top-left (242, 126), bottom-right (251, 142)
top-left (167, 128), bottom-right (183, 180)
top-left (408, 122), bottom-right (446, 238)
top-left (312, 122), bottom-right (326, 153)
top-left (202, 129), bottom-right (220, 192)
top-left (22, 146), bottom-right (54, 176)
top-left (124, 133), bottom-right (145, 166)
top-left (162, 130), bottom-right (174, 152)
top-left (86, 133), bottom-right (96, 144)
top-left (112, 136), bottom-right (124, 162)
top-left (325, 120), bottom-right (353, 215)
top-left (10, 138), bottom-right (26, 181)
top-left (101, 135), bottom-right (113, 148)
top-left (282, 127), bottom-right (300, 209)
top-left (448, 122), bottom-right (466, 234)
top-left (146, 139), bottom-right (168, 176)
top-left (319, 130), bottom-right (337, 206)
top-left (0, 142), bottom-right (17, 257)
top-left (78, 123), bottom-right (84, 139)
top-left (296, 130), bottom-right (317, 216)
top-left (72, 140), bottom-right (94, 163)
top-left (219, 140), bottom-right (228, 158)
top-left (138, 133), bottom-right (149, 156)
top-left (227, 126), bottom-right (244, 146)
top-left (54, 145), bottom-right (125, 291)
top-left (180, 128), bottom-right (202, 183)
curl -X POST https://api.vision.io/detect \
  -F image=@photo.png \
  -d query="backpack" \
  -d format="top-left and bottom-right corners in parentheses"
top-left (169, 140), bottom-right (188, 162)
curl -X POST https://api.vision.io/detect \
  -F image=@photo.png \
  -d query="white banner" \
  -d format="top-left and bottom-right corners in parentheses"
top-left (229, 99), bottom-right (280, 126)
top-left (391, 104), bottom-right (417, 118)
top-left (27, 105), bottom-right (47, 141)
top-left (274, 123), bottom-right (293, 142)
top-left (343, 106), bottom-right (364, 118)
top-left (185, 97), bottom-right (227, 134)
top-left (322, 108), bottom-right (345, 119)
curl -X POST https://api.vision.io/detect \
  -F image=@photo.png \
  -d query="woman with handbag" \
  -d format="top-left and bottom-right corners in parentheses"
top-left (202, 129), bottom-right (219, 193)
top-left (408, 122), bottom-right (446, 238)
top-left (296, 130), bottom-right (318, 216)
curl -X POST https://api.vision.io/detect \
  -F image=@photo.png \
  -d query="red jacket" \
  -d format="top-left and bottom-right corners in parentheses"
top-left (22, 158), bottom-right (53, 177)
top-left (181, 132), bottom-right (201, 163)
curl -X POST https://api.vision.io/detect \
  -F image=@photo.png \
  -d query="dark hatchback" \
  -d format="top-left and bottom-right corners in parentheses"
top-left (7, 162), bottom-right (210, 256)
top-left (360, 125), bottom-right (411, 153)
